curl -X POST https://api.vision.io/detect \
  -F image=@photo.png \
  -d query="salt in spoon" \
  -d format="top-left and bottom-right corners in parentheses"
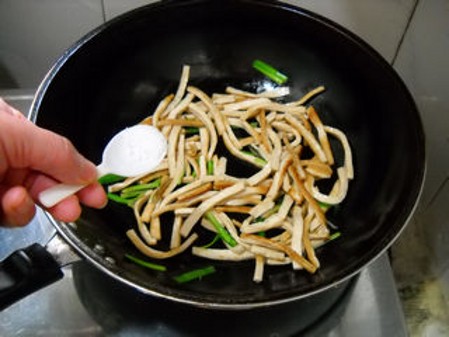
top-left (39, 124), bottom-right (167, 208)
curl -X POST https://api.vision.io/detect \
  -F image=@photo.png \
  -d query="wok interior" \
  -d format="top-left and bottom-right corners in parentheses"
top-left (34, 0), bottom-right (424, 306)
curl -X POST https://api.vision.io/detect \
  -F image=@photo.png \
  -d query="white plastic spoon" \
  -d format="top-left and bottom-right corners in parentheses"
top-left (39, 124), bottom-right (167, 208)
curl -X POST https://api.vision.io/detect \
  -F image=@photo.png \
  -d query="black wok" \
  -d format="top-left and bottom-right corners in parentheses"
top-left (1, 0), bottom-right (424, 310)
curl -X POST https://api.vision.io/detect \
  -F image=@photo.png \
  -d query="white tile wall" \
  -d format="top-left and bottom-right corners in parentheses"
top-left (391, 0), bottom-right (449, 325)
top-left (283, 0), bottom-right (416, 62)
top-left (0, 0), bottom-right (104, 89)
top-left (394, 0), bottom-right (449, 209)
top-left (103, 0), bottom-right (159, 21)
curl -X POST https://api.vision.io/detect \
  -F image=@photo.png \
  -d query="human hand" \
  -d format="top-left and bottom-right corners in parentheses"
top-left (0, 98), bottom-right (107, 227)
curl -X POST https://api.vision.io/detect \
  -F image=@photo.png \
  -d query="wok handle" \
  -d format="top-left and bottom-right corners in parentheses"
top-left (0, 243), bottom-right (63, 311)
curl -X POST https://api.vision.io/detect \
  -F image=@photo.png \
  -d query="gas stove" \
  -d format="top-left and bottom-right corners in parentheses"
top-left (0, 93), bottom-right (409, 336)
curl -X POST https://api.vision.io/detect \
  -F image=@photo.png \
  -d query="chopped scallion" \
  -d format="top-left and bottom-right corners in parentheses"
top-left (173, 266), bottom-right (216, 284)
top-left (318, 201), bottom-right (332, 212)
top-left (98, 173), bottom-right (125, 185)
top-left (329, 231), bottom-right (341, 241)
top-left (201, 234), bottom-right (220, 248)
top-left (252, 59), bottom-right (288, 85)
top-left (107, 193), bottom-right (135, 207)
top-left (205, 212), bottom-right (237, 247)
top-left (240, 150), bottom-right (267, 165)
top-left (185, 127), bottom-right (200, 135)
top-left (207, 160), bottom-right (214, 175)
top-left (125, 254), bottom-right (167, 271)
top-left (121, 179), bottom-right (161, 194)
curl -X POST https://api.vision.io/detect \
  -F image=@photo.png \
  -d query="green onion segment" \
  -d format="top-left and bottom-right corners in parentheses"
top-left (173, 266), bottom-right (216, 284)
top-left (205, 212), bottom-right (238, 247)
top-left (125, 254), bottom-right (167, 271)
top-left (252, 59), bottom-right (288, 85)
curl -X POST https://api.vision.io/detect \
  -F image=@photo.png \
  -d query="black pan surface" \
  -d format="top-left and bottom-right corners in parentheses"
top-left (31, 0), bottom-right (425, 308)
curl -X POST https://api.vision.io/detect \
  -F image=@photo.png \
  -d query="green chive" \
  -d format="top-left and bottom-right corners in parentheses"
top-left (241, 150), bottom-right (267, 166)
top-left (121, 179), bottom-right (161, 194)
top-left (125, 254), bottom-right (167, 271)
top-left (205, 212), bottom-right (238, 247)
top-left (120, 190), bottom-right (145, 199)
top-left (173, 266), bottom-right (216, 284)
top-left (263, 204), bottom-right (281, 218)
top-left (185, 127), bottom-right (200, 135)
top-left (318, 201), bottom-right (332, 211)
top-left (207, 160), bottom-right (214, 175)
top-left (201, 234), bottom-right (221, 249)
top-left (98, 173), bottom-right (125, 185)
top-left (329, 231), bottom-right (341, 241)
top-left (252, 59), bottom-right (288, 85)
top-left (107, 193), bottom-right (135, 207)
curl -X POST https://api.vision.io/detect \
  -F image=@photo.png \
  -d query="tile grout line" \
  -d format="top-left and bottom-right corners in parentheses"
top-left (100, 0), bottom-right (107, 23)
top-left (391, 0), bottom-right (420, 66)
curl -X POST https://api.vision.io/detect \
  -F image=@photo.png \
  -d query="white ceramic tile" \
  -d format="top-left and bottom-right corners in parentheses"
top-left (0, 0), bottom-right (104, 89)
top-left (281, 0), bottom-right (416, 62)
top-left (393, 0), bottom-right (449, 210)
top-left (103, 0), bottom-right (159, 21)
top-left (390, 0), bottom-right (449, 332)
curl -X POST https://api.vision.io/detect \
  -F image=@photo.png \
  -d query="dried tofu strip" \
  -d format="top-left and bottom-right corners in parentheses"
top-left (324, 126), bottom-right (354, 179)
top-left (127, 229), bottom-right (198, 259)
top-left (161, 93), bottom-right (195, 136)
top-left (120, 65), bottom-right (354, 282)
top-left (187, 86), bottom-right (226, 135)
top-left (188, 102), bottom-right (217, 159)
top-left (134, 191), bottom-right (156, 246)
top-left (308, 106), bottom-right (334, 165)
top-left (267, 128), bottom-right (282, 171)
top-left (250, 246), bottom-right (285, 261)
top-left (272, 121), bottom-right (302, 147)
top-left (151, 94), bottom-right (174, 127)
top-left (288, 166), bottom-right (326, 225)
top-left (163, 132), bottom-right (185, 196)
top-left (250, 198), bottom-right (275, 218)
top-left (289, 86), bottom-right (326, 106)
top-left (240, 234), bottom-right (317, 273)
top-left (222, 132), bottom-right (265, 168)
top-left (291, 206), bottom-right (304, 269)
top-left (253, 255), bottom-right (265, 283)
top-left (167, 125), bottom-right (181, 177)
top-left (166, 64), bottom-right (190, 111)
top-left (223, 97), bottom-right (271, 112)
top-left (180, 182), bottom-right (246, 237)
top-left (225, 86), bottom-right (290, 98)
top-left (309, 167), bottom-right (349, 205)
top-left (158, 176), bottom-right (215, 209)
top-left (284, 114), bottom-right (327, 162)
top-left (192, 247), bottom-right (254, 261)
top-left (157, 118), bottom-right (204, 127)
top-left (170, 215), bottom-right (183, 249)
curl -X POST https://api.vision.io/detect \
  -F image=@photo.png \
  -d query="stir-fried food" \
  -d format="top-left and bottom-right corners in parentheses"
top-left (106, 65), bottom-right (354, 282)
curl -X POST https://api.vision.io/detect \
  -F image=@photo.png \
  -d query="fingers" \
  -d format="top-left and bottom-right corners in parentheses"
top-left (77, 182), bottom-right (108, 209)
top-left (0, 186), bottom-right (36, 227)
top-left (25, 172), bottom-right (107, 220)
top-left (0, 110), bottom-right (98, 185)
top-left (46, 184), bottom-right (107, 222)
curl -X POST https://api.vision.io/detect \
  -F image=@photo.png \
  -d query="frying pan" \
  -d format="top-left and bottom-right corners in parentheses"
top-left (0, 0), bottom-right (425, 311)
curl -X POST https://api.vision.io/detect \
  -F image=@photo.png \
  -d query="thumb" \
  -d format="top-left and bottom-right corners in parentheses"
top-left (0, 111), bottom-right (97, 185)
